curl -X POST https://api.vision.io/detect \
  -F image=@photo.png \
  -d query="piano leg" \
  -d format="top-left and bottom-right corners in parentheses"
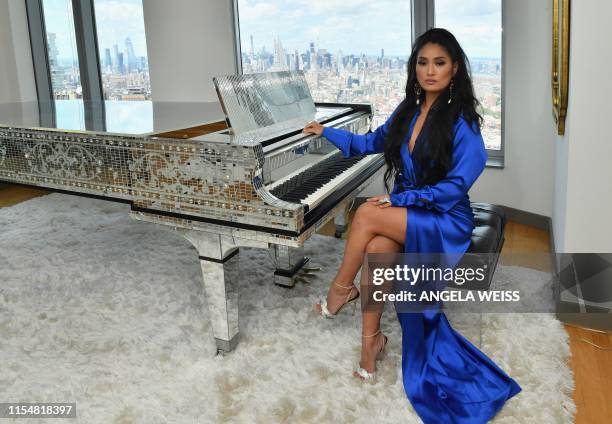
top-left (181, 230), bottom-right (241, 354)
top-left (198, 253), bottom-right (240, 353)
top-left (270, 244), bottom-right (309, 288)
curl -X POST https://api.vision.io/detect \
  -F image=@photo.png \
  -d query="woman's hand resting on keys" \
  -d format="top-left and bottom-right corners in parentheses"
top-left (302, 120), bottom-right (392, 209)
top-left (367, 195), bottom-right (392, 209)
top-left (302, 121), bottom-right (324, 136)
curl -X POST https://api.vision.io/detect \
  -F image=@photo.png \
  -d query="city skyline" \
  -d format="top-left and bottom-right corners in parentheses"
top-left (236, 0), bottom-right (502, 150)
top-left (238, 0), bottom-right (502, 58)
top-left (44, 0), bottom-right (148, 62)
top-left (240, 34), bottom-right (501, 150)
top-left (43, 0), bottom-right (502, 149)
top-left (241, 35), bottom-right (501, 77)
top-left (243, 35), bottom-right (502, 66)
top-left (46, 0), bottom-right (502, 62)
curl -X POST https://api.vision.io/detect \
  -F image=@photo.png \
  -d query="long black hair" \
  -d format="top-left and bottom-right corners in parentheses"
top-left (383, 28), bottom-right (483, 192)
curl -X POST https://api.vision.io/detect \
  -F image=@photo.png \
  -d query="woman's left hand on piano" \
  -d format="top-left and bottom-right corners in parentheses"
top-left (367, 195), bottom-right (392, 208)
top-left (303, 121), bottom-right (324, 136)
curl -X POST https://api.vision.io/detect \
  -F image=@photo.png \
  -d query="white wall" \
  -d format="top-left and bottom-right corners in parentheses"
top-left (0, 0), bottom-right (38, 130)
top-left (0, 0), bottom-right (20, 104)
top-left (465, 0), bottom-right (556, 217)
top-left (0, 0), bottom-right (37, 105)
top-left (553, 0), bottom-right (612, 252)
top-left (142, 0), bottom-right (237, 103)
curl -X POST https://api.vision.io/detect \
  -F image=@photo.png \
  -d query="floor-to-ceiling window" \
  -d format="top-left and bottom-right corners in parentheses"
top-left (28, 0), bottom-right (503, 160)
top-left (93, 0), bottom-right (150, 101)
top-left (236, 0), bottom-right (413, 127)
top-left (435, 0), bottom-right (503, 152)
top-left (93, 0), bottom-right (152, 132)
top-left (29, 0), bottom-right (152, 132)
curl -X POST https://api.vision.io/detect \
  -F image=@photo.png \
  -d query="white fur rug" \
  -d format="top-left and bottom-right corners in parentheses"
top-left (0, 194), bottom-right (575, 423)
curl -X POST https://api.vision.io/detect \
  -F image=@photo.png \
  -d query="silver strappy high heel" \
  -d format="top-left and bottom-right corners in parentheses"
top-left (316, 282), bottom-right (360, 318)
top-left (354, 329), bottom-right (388, 381)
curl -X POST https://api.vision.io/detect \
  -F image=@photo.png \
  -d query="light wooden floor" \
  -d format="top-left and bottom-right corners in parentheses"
top-left (498, 221), bottom-right (611, 424)
top-left (0, 185), bottom-right (48, 208)
top-left (1, 187), bottom-right (611, 423)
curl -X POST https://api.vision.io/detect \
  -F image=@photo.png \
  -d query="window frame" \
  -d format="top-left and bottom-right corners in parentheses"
top-left (432, 0), bottom-right (506, 167)
top-left (231, 0), bottom-right (504, 167)
top-left (26, 0), bottom-right (128, 132)
top-left (71, 0), bottom-right (105, 131)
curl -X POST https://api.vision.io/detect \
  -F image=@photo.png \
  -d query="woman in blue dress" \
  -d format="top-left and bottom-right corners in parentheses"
top-left (304, 28), bottom-right (521, 423)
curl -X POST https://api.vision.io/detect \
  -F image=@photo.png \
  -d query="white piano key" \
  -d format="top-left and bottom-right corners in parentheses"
top-left (302, 154), bottom-right (380, 209)
top-left (266, 150), bottom-right (340, 192)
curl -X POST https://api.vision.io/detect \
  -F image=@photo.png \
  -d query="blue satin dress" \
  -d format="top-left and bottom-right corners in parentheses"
top-left (322, 105), bottom-right (522, 423)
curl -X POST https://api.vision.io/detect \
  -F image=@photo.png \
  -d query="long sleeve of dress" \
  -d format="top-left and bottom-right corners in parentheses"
top-left (389, 118), bottom-right (487, 213)
top-left (321, 112), bottom-right (395, 157)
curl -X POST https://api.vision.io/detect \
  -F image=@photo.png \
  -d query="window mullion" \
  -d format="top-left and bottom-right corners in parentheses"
top-left (71, 0), bottom-right (105, 131)
top-left (231, 0), bottom-right (243, 75)
top-left (412, 0), bottom-right (435, 42)
top-left (25, 0), bottom-right (56, 128)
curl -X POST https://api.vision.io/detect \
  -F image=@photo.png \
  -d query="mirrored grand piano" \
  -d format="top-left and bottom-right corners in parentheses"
top-left (0, 71), bottom-right (386, 352)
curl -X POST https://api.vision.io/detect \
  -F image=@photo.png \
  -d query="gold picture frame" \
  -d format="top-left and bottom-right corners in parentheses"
top-left (552, 0), bottom-right (570, 135)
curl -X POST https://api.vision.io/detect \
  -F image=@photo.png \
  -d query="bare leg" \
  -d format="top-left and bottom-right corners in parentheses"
top-left (315, 203), bottom-right (407, 315)
top-left (355, 235), bottom-right (403, 377)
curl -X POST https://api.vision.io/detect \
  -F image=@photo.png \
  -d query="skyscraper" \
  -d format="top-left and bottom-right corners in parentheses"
top-left (125, 37), bottom-right (138, 72)
top-left (112, 44), bottom-right (120, 73)
top-left (46, 32), bottom-right (64, 93)
top-left (309, 42), bottom-right (316, 71)
top-left (104, 48), bottom-right (112, 71)
top-left (273, 36), bottom-right (286, 69)
top-left (336, 49), bottom-right (344, 72)
top-left (117, 52), bottom-right (125, 75)
top-left (294, 49), bottom-right (300, 71)
top-left (47, 33), bottom-right (59, 67)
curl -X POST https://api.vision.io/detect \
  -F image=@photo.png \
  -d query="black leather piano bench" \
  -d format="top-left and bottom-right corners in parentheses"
top-left (451, 203), bottom-right (507, 291)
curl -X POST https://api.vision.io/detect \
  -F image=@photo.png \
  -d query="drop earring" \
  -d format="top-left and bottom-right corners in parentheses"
top-left (448, 79), bottom-right (454, 104)
top-left (414, 83), bottom-right (422, 105)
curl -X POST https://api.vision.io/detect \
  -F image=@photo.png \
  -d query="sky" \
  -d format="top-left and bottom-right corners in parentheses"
top-left (238, 0), bottom-right (502, 59)
top-left (44, 0), bottom-right (148, 62)
top-left (43, 0), bottom-right (501, 62)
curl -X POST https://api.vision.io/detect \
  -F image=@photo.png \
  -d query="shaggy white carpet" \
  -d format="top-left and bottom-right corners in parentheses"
top-left (0, 194), bottom-right (575, 423)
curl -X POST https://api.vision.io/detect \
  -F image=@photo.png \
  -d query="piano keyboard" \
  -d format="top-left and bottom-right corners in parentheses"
top-left (266, 150), bottom-right (340, 192)
top-left (269, 152), bottom-right (381, 211)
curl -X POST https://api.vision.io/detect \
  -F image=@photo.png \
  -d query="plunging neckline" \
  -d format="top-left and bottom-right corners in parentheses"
top-left (407, 106), bottom-right (425, 156)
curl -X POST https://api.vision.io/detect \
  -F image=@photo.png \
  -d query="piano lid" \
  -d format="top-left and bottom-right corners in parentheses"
top-left (213, 71), bottom-right (349, 145)
top-left (213, 71), bottom-right (316, 134)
